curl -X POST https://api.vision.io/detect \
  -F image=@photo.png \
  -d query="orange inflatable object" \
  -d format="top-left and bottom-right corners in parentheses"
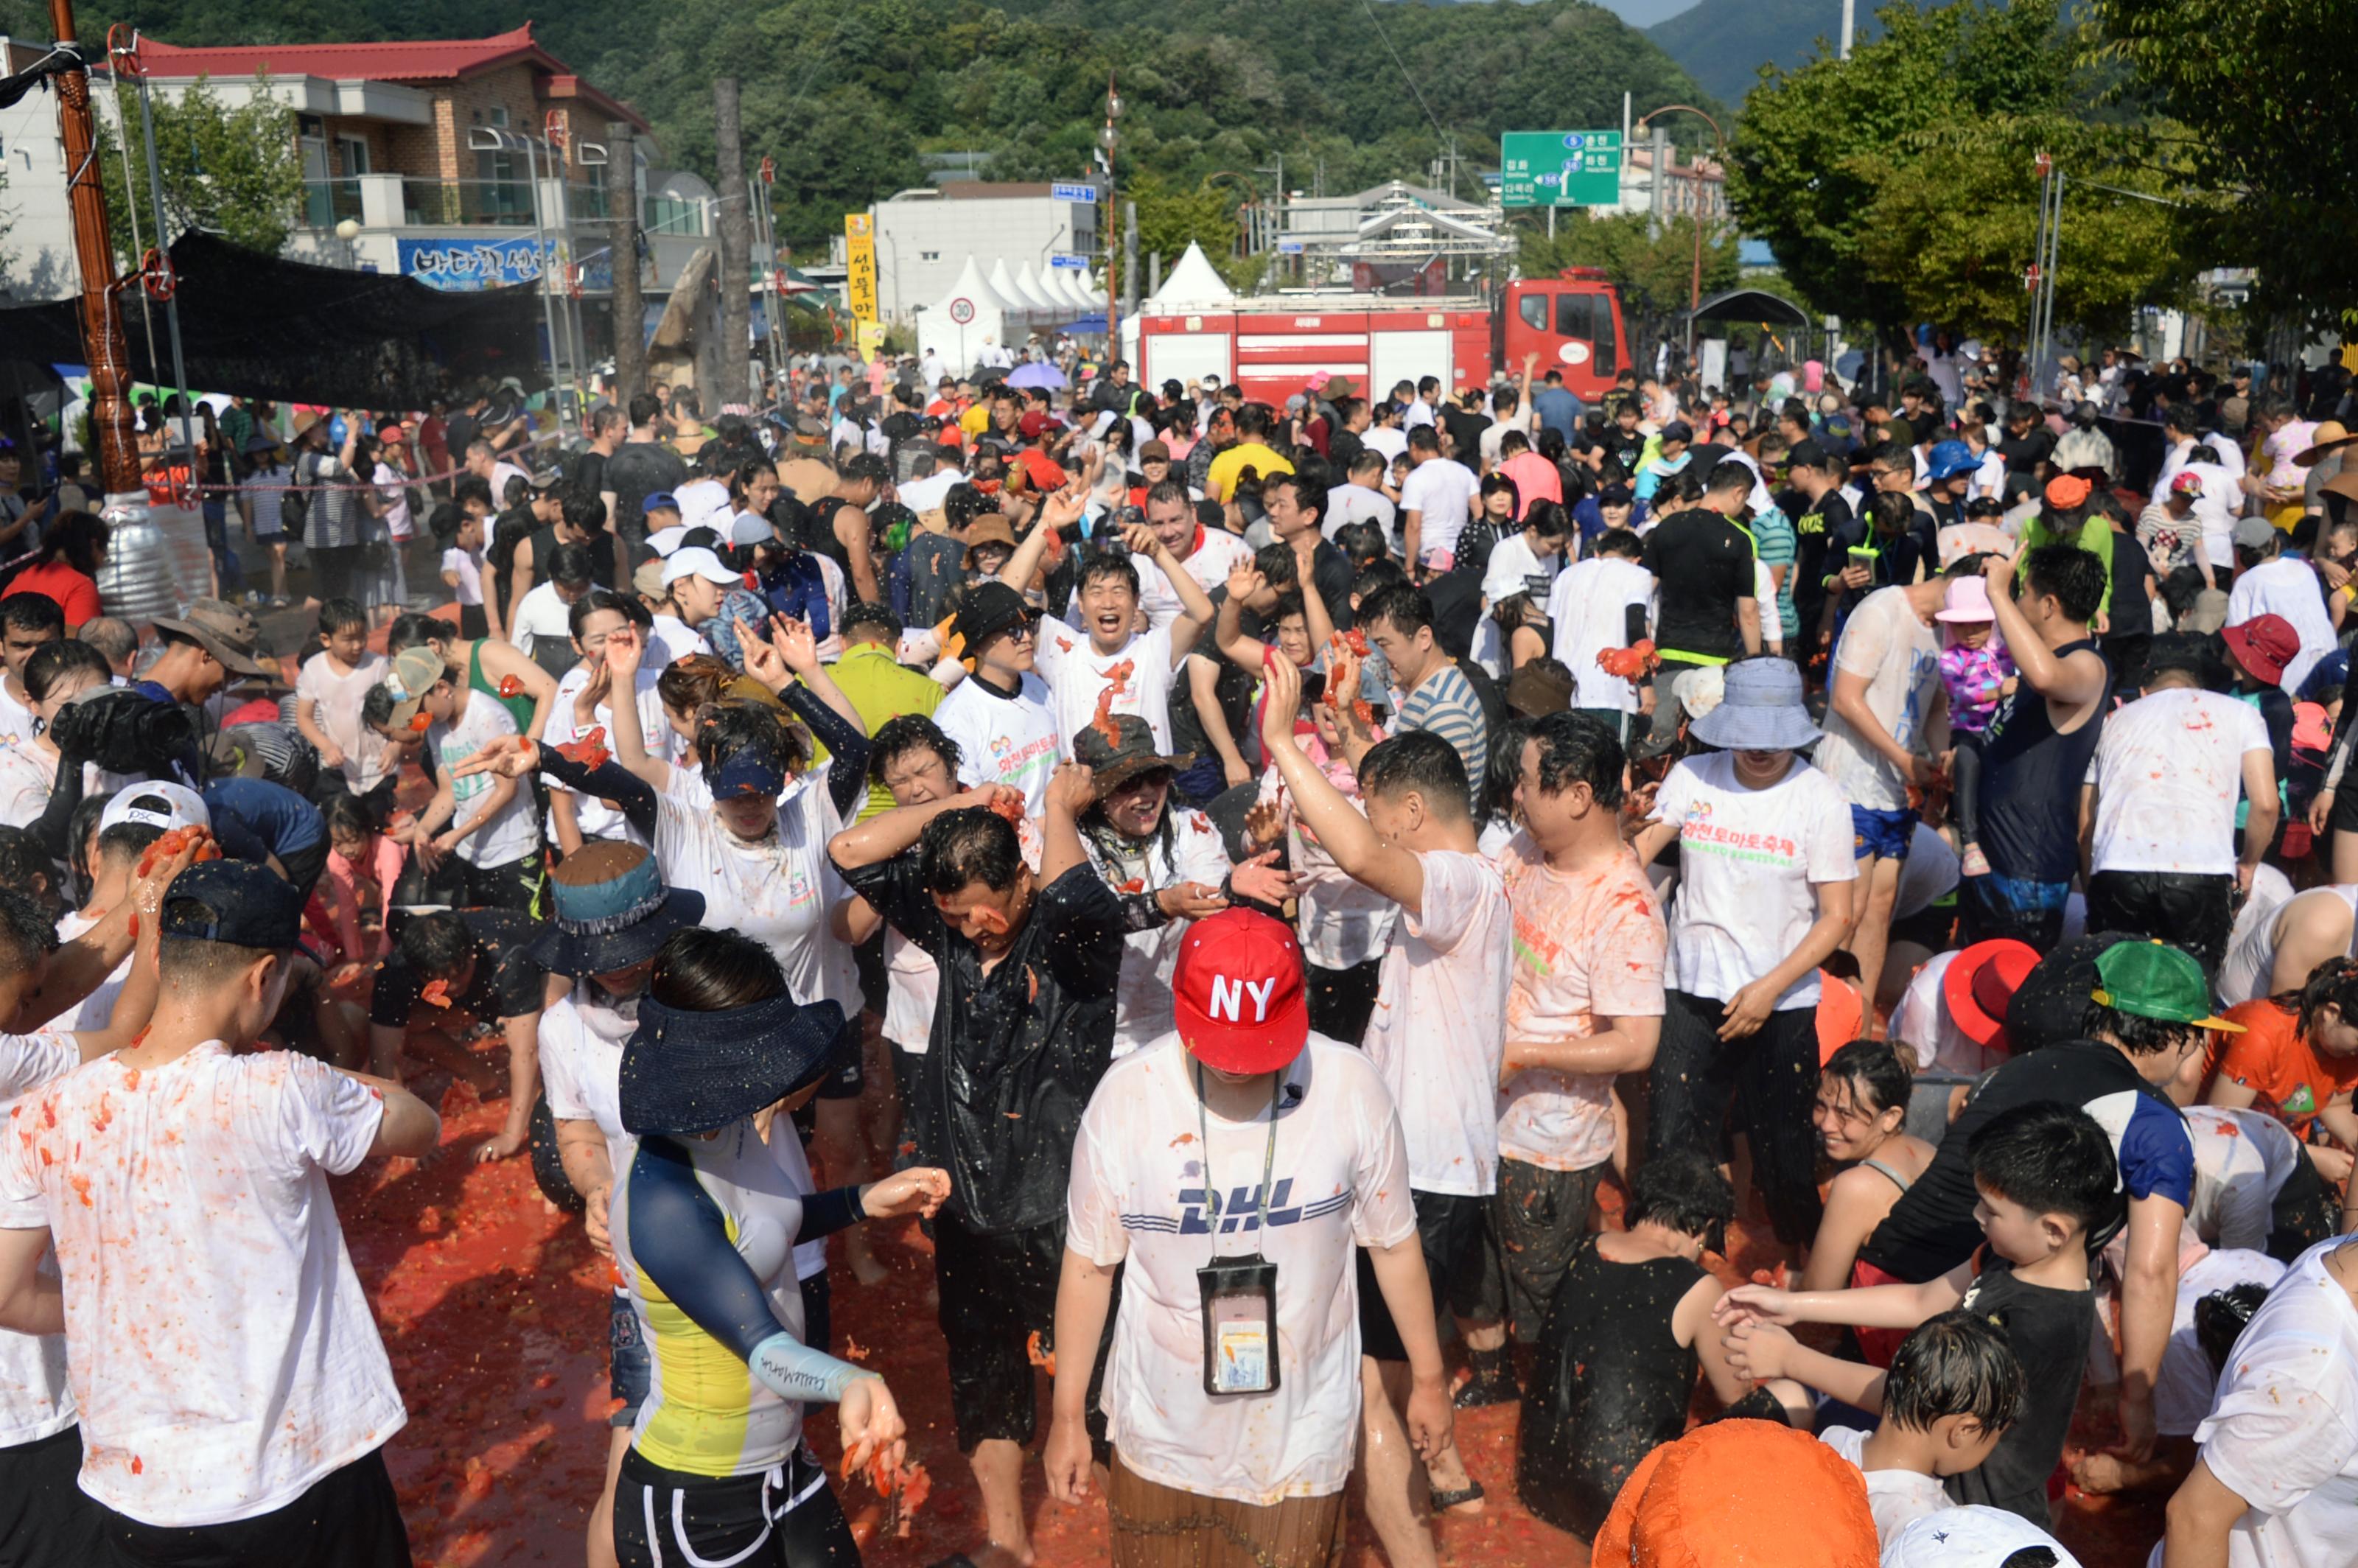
top-left (1589, 1420), bottom-right (1877, 1568)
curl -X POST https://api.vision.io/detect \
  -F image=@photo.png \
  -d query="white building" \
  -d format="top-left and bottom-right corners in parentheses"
top-left (870, 182), bottom-right (1100, 322)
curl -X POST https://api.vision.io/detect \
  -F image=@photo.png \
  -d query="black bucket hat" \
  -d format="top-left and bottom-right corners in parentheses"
top-left (529, 841), bottom-right (707, 978)
top-left (618, 990), bottom-right (845, 1136)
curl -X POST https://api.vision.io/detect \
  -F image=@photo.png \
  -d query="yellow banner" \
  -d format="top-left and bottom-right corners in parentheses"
top-left (844, 212), bottom-right (878, 323)
top-left (857, 320), bottom-right (886, 357)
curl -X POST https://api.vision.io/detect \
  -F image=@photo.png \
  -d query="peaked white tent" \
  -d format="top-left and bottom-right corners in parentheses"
top-left (1013, 259), bottom-right (1061, 317)
top-left (1046, 265), bottom-right (1089, 311)
top-left (1145, 240), bottom-right (1235, 309)
top-left (986, 258), bottom-right (1031, 328)
top-left (917, 255), bottom-right (1012, 377)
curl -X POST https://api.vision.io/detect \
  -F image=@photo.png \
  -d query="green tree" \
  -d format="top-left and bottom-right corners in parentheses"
top-left (1519, 211), bottom-right (1739, 353)
top-left (99, 75), bottom-right (304, 266)
top-left (2085, 0), bottom-right (2358, 328)
top-left (1129, 171), bottom-right (1241, 283)
top-left (1726, 0), bottom-right (2191, 340)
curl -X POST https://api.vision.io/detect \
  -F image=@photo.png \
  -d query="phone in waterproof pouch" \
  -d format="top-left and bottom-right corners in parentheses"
top-left (1198, 1255), bottom-right (1279, 1396)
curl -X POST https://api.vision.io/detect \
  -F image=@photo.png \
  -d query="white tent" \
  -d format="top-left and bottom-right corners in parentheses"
top-left (917, 255), bottom-right (1012, 377)
top-left (1047, 265), bottom-right (1090, 311)
top-left (986, 258), bottom-right (1030, 328)
top-left (1013, 259), bottom-right (1061, 318)
top-left (1145, 240), bottom-right (1235, 309)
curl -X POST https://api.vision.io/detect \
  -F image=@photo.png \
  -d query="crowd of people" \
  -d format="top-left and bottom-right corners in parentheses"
top-left (1, 337), bottom-right (2357, 1568)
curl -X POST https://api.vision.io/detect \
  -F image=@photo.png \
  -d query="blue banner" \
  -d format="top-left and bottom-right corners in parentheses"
top-left (398, 237), bottom-right (616, 293)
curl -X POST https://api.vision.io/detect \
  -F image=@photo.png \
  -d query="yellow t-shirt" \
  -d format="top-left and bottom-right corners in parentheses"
top-left (1205, 441), bottom-right (1295, 503)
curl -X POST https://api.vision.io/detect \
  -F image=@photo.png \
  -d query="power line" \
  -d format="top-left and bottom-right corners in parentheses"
top-left (1357, 0), bottom-right (1450, 150)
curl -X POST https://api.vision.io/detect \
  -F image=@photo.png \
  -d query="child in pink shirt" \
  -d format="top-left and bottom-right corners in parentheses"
top-left (321, 792), bottom-right (406, 983)
top-left (1937, 576), bottom-right (2016, 878)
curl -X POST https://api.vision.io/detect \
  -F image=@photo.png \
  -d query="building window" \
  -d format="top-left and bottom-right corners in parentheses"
top-left (338, 136), bottom-right (370, 176)
top-left (920, 250), bottom-right (940, 262)
top-left (490, 107), bottom-right (509, 128)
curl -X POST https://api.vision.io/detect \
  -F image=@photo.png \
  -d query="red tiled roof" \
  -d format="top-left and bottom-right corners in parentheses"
top-left (133, 24), bottom-right (649, 130)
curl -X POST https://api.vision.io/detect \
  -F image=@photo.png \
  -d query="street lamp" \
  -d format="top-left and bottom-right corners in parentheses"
top-left (1102, 76), bottom-right (1122, 351)
top-left (1633, 103), bottom-right (1725, 360)
top-left (469, 124), bottom-right (572, 433)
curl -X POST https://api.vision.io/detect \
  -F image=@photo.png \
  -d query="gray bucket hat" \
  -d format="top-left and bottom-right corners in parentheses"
top-left (1688, 657), bottom-right (1820, 752)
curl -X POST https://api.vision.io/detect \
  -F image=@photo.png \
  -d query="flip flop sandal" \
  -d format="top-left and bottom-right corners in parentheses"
top-left (1428, 1480), bottom-right (1486, 1513)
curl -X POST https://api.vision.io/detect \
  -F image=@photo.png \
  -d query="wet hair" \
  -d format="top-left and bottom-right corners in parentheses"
top-left (920, 807), bottom-right (1026, 895)
top-left (1703, 459), bottom-right (1754, 498)
top-left (1819, 1039), bottom-right (1913, 1121)
top-left (1522, 499), bottom-right (1572, 543)
top-left (452, 475), bottom-right (494, 512)
top-left (649, 926), bottom-right (784, 1012)
top-left (1252, 542), bottom-right (1298, 591)
top-left (656, 653), bottom-right (735, 717)
top-left (842, 601), bottom-right (902, 643)
top-left (1968, 1100), bottom-right (2119, 1236)
top-left (360, 682), bottom-right (398, 732)
top-left (396, 911), bottom-right (479, 981)
top-left (0, 881), bottom-right (55, 968)
top-left (0, 591), bottom-right (63, 639)
top-left (318, 597), bottom-right (367, 638)
top-left (31, 511), bottom-right (106, 575)
top-left (2193, 1282), bottom-right (2270, 1373)
top-left (546, 542), bottom-right (596, 591)
top-left (1525, 710), bottom-right (1626, 806)
top-left (1351, 559), bottom-right (1410, 603)
top-left (2021, 544), bottom-right (2107, 624)
top-left (1883, 1310), bottom-right (2026, 1437)
top-left (693, 698), bottom-right (808, 777)
top-left (1358, 581), bottom-right (1435, 640)
top-left (1357, 729), bottom-right (1472, 820)
top-left (21, 638), bottom-right (110, 703)
top-left (1483, 714), bottom-right (1536, 827)
top-left (560, 489), bottom-right (606, 534)
top-left (568, 588), bottom-right (634, 644)
top-left (869, 713), bottom-right (961, 790)
top-left (321, 791), bottom-right (380, 844)
top-left (1624, 1149), bottom-right (1735, 1239)
top-left (387, 611), bottom-right (458, 654)
top-left (2078, 994), bottom-right (2206, 1057)
top-left (1077, 552), bottom-right (1141, 598)
top-left (1334, 520), bottom-right (1388, 570)
top-left (157, 931), bottom-right (287, 987)
top-left (2295, 955), bottom-right (2358, 1040)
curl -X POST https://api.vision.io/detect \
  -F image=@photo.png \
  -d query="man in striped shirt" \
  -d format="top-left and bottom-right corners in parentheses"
top-left (1360, 583), bottom-right (1489, 791)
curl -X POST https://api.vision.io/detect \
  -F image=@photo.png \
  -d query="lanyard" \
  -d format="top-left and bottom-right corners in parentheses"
top-left (1195, 1063), bottom-right (1282, 1257)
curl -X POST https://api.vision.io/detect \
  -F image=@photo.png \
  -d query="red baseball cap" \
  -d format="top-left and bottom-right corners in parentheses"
top-left (1942, 938), bottom-right (2041, 1049)
top-left (2222, 613), bottom-right (2300, 687)
top-left (1016, 409), bottom-right (1050, 440)
top-left (1173, 910), bottom-right (1310, 1074)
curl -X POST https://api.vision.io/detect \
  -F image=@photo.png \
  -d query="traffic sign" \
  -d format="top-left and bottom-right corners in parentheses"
top-left (948, 296), bottom-right (976, 325)
top-left (1500, 130), bottom-right (1623, 209)
top-left (1048, 254), bottom-right (1085, 270)
top-left (1051, 182), bottom-right (1098, 204)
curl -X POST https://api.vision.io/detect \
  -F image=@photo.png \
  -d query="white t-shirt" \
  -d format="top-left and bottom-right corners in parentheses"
top-left (2226, 557), bottom-right (2337, 696)
top-left (47, 911), bottom-right (127, 1035)
top-left (441, 543), bottom-right (485, 606)
top-left (431, 689), bottom-right (541, 867)
top-left (1359, 849), bottom-right (1513, 1197)
top-left (1816, 1424), bottom-right (1953, 1550)
top-left (1363, 426), bottom-right (1409, 464)
top-left (0, 1045), bottom-right (403, 1527)
top-left (371, 461), bottom-right (413, 539)
top-left (1033, 622), bottom-right (1178, 754)
top-left (1065, 1035), bottom-right (1416, 1505)
top-left (1138, 529), bottom-right (1250, 634)
top-left (546, 665), bottom-right (674, 849)
top-left (295, 649), bottom-right (393, 793)
top-left (1891, 950), bottom-right (2003, 1077)
top-left (2088, 687), bottom-right (2271, 876)
top-left (2177, 459), bottom-right (2242, 572)
top-left (1323, 485), bottom-right (1397, 544)
top-left (934, 671), bottom-right (1063, 813)
top-left (651, 767), bottom-right (861, 1015)
top-left (648, 613), bottom-right (716, 669)
top-left (2185, 1239), bottom-right (2358, 1568)
top-left (1547, 556), bottom-right (1655, 714)
top-left (2185, 1105), bottom-right (2303, 1255)
top-left (1255, 767), bottom-right (1394, 971)
top-left (1814, 587), bottom-right (1943, 813)
top-left (509, 580), bottom-right (578, 662)
top-left (1086, 809), bottom-right (1234, 1057)
top-left (1481, 533), bottom-right (1561, 608)
top-left (1398, 458), bottom-right (1480, 559)
top-left (2155, 1247), bottom-right (2286, 1439)
top-left (0, 1028), bottom-right (83, 1446)
top-left (1493, 833), bottom-right (1667, 1174)
top-left (1654, 752), bottom-right (1857, 1009)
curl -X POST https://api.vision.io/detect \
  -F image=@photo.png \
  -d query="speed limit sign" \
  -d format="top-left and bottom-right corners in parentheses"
top-left (948, 296), bottom-right (976, 325)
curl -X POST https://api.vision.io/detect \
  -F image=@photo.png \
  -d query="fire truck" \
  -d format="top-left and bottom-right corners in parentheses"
top-left (1133, 268), bottom-right (1628, 410)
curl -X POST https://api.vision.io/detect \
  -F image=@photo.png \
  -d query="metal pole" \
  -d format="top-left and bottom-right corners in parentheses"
top-left (1648, 122), bottom-right (1669, 239)
top-left (755, 178), bottom-right (785, 399)
top-left (130, 59), bottom-right (195, 469)
top-left (1841, 0), bottom-right (1855, 58)
top-left (524, 139), bottom-right (567, 435)
top-left (52, 1), bottom-right (137, 494)
top-left (1687, 157), bottom-right (1703, 358)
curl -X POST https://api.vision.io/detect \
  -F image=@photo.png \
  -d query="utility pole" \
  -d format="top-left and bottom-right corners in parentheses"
top-left (1841, 0), bottom-right (1855, 58)
top-left (606, 121), bottom-right (644, 406)
top-left (1648, 122), bottom-right (1670, 239)
top-left (1123, 200), bottom-right (1139, 330)
top-left (712, 77), bottom-right (752, 407)
top-left (1102, 75), bottom-right (1123, 354)
top-left (52, 0), bottom-right (136, 494)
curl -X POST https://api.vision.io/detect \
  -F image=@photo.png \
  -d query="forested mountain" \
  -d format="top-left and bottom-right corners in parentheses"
top-left (32, 0), bottom-right (1713, 245)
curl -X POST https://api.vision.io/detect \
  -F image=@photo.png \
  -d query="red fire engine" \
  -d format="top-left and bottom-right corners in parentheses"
top-left (1134, 268), bottom-right (1627, 409)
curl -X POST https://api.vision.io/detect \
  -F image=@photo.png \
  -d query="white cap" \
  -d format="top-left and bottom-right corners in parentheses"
top-left (1880, 1506), bottom-right (2082, 1568)
top-left (646, 525), bottom-right (689, 558)
top-left (727, 511), bottom-right (775, 546)
top-left (661, 546), bottom-right (741, 588)
top-left (1674, 664), bottom-right (1724, 719)
top-left (99, 780), bottom-right (210, 834)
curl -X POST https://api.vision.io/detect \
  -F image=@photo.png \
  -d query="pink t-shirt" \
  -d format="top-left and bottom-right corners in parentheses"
top-left (324, 835), bottom-right (407, 965)
top-left (1494, 832), bottom-right (1668, 1172)
top-left (1498, 451), bottom-right (1564, 516)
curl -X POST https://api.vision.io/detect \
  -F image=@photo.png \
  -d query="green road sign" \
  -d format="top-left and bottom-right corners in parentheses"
top-left (1500, 130), bottom-right (1624, 209)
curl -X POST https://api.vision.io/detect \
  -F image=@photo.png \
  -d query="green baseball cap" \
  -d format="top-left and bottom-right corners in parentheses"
top-left (2090, 941), bottom-right (2243, 1032)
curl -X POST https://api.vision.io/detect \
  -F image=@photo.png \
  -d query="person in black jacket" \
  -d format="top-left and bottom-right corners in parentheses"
top-left (828, 760), bottom-right (1124, 1568)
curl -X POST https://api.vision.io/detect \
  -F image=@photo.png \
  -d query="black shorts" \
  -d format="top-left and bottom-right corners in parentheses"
top-left (609, 1293), bottom-right (651, 1428)
top-left (1356, 1188), bottom-right (1488, 1362)
top-left (614, 1446), bottom-right (854, 1568)
top-left (98, 1446), bottom-right (410, 1568)
top-left (1305, 959), bottom-right (1382, 1048)
top-left (276, 839), bottom-right (329, 899)
top-left (931, 1212), bottom-right (1063, 1450)
top-left (814, 1012), bottom-right (866, 1102)
top-left (463, 853), bottom-right (544, 917)
top-left (2085, 869), bottom-right (2235, 976)
top-left (853, 928), bottom-right (888, 1018)
top-left (0, 1424), bottom-right (107, 1567)
top-left (1472, 1158), bottom-right (1604, 1344)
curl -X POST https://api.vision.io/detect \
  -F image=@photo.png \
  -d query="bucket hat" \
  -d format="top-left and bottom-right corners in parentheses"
top-left (618, 987), bottom-right (845, 1137)
top-left (1689, 657), bottom-right (1819, 752)
top-left (1072, 711), bottom-right (1193, 793)
top-left (530, 841), bottom-right (707, 978)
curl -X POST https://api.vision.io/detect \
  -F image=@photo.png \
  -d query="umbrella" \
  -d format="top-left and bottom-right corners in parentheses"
top-left (1006, 361), bottom-right (1068, 391)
